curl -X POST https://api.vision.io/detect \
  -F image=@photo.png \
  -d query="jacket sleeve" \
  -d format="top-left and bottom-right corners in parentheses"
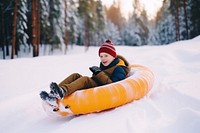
top-left (110, 66), bottom-right (126, 82)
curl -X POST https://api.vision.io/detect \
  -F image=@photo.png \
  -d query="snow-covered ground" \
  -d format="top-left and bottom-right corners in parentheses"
top-left (1, 37), bottom-right (200, 133)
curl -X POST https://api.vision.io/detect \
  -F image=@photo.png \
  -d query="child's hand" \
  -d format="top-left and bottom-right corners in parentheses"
top-left (89, 66), bottom-right (101, 75)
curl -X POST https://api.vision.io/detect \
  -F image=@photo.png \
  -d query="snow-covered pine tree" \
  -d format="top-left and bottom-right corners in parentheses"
top-left (189, 0), bottom-right (200, 38)
top-left (51, 0), bottom-right (65, 52)
top-left (123, 0), bottom-right (149, 46)
top-left (11, 0), bottom-right (18, 59)
top-left (65, 0), bottom-right (79, 46)
top-left (158, 14), bottom-right (176, 44)
top-left (178, 0), bottom-right (190, 40)
top-left (17, 0), bottom-right (28, 48)
top-left (92, 0), bottom-right (106, 46)
top-left (78, 0), bottom-right (91, 48)
top-left (120, 14), bottom-right (142, 46)
top-left (152, 0), bottom-right (176, 45)
top-left (78, 0), bottom-right (105, 48)
top-left (40, 0), bottom-right (65, 54)
top-left (186, 0), bottom-right (192, 39)
top-left (104, 19), bottom-right (121, 45)
top-left (40, 0), bottom-right (50, 44)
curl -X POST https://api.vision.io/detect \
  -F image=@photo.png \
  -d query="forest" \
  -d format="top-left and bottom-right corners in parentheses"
top-left (0, 0), bottom-right (200, 59)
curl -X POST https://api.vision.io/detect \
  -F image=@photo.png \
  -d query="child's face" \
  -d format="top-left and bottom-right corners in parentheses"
top-left (99, 52), bottom-right (115, 66)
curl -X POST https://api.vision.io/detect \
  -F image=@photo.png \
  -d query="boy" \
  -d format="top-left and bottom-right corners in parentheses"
top-left (40, 40), bottom-right (130, 107)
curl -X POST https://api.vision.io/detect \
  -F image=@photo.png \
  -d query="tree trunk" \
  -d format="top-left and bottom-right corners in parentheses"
top-left (64, 0), bottom-right (68, 54)
top-left (32, 0), bottom-right (39, 57)
top-left (183, 0), bottom-right (189, 39)
top-left (36, 0), bottom-right (40, 56)
top-left (11, 0), bottom-right (18, 59)
top-left (175, 1), bottom-right (180, 41)
top-left (0, 4), bottom-right (5, 59)
top-left (84, 14), bottom-right (89, 51)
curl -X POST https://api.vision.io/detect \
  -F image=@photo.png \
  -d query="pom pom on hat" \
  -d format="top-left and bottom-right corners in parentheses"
top-left (98, 40), bottom-right (116, 58)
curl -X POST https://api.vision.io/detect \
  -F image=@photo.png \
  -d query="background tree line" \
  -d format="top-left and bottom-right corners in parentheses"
top-left (0, 0), bottom-right (199, 59)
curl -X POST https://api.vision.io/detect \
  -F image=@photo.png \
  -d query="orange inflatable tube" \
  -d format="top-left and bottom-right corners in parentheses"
top-left (42, 64), bottom-right (154, 117)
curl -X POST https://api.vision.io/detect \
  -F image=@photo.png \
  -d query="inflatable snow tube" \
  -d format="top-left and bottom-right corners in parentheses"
top-left (42, 64), bottom-right (154, 117)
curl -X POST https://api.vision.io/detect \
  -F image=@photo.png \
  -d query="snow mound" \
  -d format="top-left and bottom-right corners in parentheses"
top-left (0, 38), bottom-right (200, 133)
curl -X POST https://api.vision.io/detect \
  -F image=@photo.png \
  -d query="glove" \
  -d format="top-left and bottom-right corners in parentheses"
top-left (89, 66), bottom-right (101, 75)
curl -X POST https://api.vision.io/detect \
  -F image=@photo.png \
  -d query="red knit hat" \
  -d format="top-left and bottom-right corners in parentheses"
top-left (98, 40), bottom-right (116, 58)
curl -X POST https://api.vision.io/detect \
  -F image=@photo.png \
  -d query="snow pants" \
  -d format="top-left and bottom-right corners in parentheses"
top-left (58, 73), bottom-right (98, 95)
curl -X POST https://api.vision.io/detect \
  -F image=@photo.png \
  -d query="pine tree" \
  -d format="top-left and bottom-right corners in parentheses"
top-left (31, 0), bottom-right (40, 57)
top-left (121, 14), bottom-right (143, 46)
top-left (183, 0), bottom-right (189, 39)
top-left (92, 0), bottom-right (106, 46)
top-left (105, 1), bottom-right (123, 28)
top-left (169, 0), bottom-right (192, 41)
top-left (105, 19), bottom-right (121, 45)
top-left (11, 0), bottom-right (18, 59)
top-left (0, 0), bottom-right (12, 58)
top-left (187, 0), bottom-right (192, 39)
top-left (0, 2), bottom-right (5, 59)
top-left (51, 0), bottom-right (65, 48)
top-left (40, 0), bottom-right (50, 45)
top-left (152, 0), bottom-right (176, 45)
top-left (122, 0), bottom-right (149, 45)
top-left (168, 0), bottom-right (180, 41)
top-left (17, 0), bottom-right (28, 47)
top-left (78, 0), bottom-right (98, 48)
top-left (190, 0), bottom-right (200, 38)
top-left (177, 0), bottom-right (189, 40)
top-left (65, 0), bottom-right (79, 46)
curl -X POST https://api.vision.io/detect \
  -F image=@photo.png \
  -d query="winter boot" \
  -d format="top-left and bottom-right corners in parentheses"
top-left (50, 82), bottom-right (66, 99)
top-left (40, 91), bottom-right (58, 107)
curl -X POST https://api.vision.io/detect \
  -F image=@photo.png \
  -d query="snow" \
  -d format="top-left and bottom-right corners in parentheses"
top-left (1, 36), bottom-right (200, 133)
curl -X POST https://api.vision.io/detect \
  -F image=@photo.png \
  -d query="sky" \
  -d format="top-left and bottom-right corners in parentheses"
top-left (139, 0), bottom-right (163, 19)
top-left (0, 36), bottom-right (200, 133)
top-left (101, 0), bottom-right (163, 20)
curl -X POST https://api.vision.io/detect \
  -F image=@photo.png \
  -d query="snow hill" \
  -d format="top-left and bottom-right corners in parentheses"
top-left (0, 37), bottom-right (200, 133)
